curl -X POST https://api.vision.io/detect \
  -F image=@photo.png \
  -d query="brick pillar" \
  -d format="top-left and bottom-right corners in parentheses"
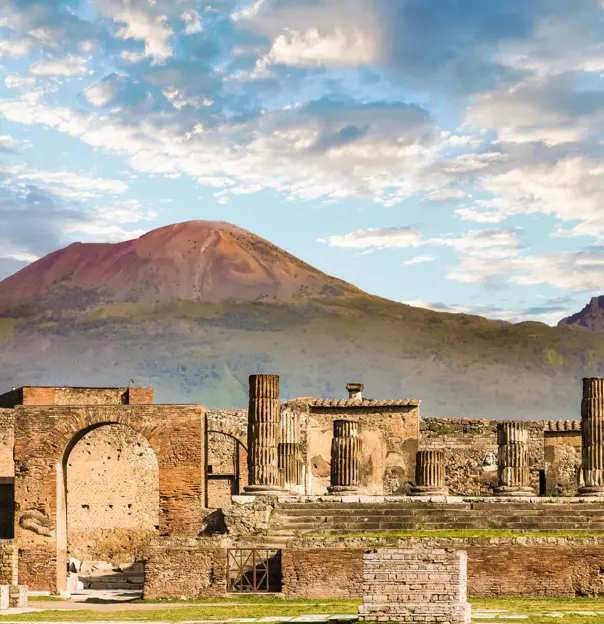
top-left (580, 377), bottom-right (604, 497)
top-left (411, 450), bottom-right (448, 496)
top-left (494, 421), bottom-right (535, 496)
top-left (279, 407), bottom-right (303, 494)
top-left (244, 374), bottom-right (282, 495)
top-left (328, 419), bottom-right (361, 495)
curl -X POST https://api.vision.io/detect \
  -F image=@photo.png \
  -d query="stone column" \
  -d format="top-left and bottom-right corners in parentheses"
top-left (411, 450), bottom-right (448, 496)
top-left (244, 374), bottom-right (282, 495)
top-left (328, 419), bottom-right (361, 494)
top-left (580, 377), bottom-right (604, 497)
top-left (278, 407), bottom-right (303, 493)
top-left (494, 421), bottom-right (534, 496)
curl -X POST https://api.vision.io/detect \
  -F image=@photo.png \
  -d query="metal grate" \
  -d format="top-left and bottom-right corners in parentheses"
top-left (226, 548), bottom-right (281, 593)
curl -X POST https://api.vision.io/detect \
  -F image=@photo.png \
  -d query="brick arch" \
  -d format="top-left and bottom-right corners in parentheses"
top-left (14, 404), bottom-right (205, 594)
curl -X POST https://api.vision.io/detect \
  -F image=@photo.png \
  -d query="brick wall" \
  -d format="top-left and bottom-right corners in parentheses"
top-left (545, 431), bottom-right (582, 496)
top-left (285, 537), bottom-right (604, 598)
top-left (0, 541), bottom-right (18, 585)
top-left (143, 538), bottom-right (227, 599)
top-left (66, 423), bottom-right (159, 562)
top-left (421, 418), bottom-right (545, 495)
top-left (358, 549), bottom-right (469, 624)
top-left (281, 548), bottom-right (364, 598)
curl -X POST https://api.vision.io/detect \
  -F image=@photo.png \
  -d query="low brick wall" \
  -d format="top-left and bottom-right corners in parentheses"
top-left (143, 539), bottom-right (227, 600)
top-left (288, 537), bottom-right (604, 598)
top-left (282, 549), bottom-right (364, 599)
top-left (144, 536), bottom-right (604, 599)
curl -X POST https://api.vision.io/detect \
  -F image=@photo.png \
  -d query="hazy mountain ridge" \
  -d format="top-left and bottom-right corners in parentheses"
top-left (1, 221), bottom-right (604, 419)
top-left (558, 297), bottom-right (604, 332)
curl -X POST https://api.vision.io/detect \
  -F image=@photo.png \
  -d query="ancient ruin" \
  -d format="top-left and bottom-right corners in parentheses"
top-left (1, 375), bottom-right (604, 608)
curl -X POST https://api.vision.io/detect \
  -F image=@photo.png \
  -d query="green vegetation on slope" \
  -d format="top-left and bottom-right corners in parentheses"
top-left (3, 294), bottom-right (604, 418)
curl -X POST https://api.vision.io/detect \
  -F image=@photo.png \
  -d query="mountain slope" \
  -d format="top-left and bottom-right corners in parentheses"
top-left (558, 297), bottom-right (604, 331)
top-left (0, 221), bottom-right (359, 313)
top-left (1, 221), bottom-right (604, 419)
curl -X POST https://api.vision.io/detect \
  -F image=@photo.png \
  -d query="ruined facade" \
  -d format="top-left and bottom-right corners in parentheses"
top-left (0, 376), bottom-right (601, 601)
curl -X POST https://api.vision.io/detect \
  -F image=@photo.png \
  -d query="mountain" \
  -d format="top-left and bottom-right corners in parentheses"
top-left (2, 220), bottom-right (604, 420)
top-left (558, 297), bottom-right (604, 331)
top-left (0, 221), bottom-right (359, 314)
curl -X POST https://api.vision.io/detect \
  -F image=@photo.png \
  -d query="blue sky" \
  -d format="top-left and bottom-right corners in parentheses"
top-left (1, 0), bottom-right (604, 324)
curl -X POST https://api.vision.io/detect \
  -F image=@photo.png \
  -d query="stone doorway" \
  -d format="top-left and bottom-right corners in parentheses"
top-left (65, 424), bottom-right (159, 594)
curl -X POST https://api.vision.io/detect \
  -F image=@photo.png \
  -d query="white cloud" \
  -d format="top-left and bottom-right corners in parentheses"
top-left (0, 135), bottom-right (17, 151)
top-left (260, 27), bottom-right (378, 69)
top-left (320, 227), bottom-right (423, 250)
top-left (113, 8), bottom-right (174, 64)
top-left (403, 255), bottom-right (435, 265)
top-left (0, 38), bottom-right (31, 58)
top-left (4, 73), bottom-right (36, 89)
top-left (29, 56), bottom-right (88, 76)
top-left (424, 188), bottom-right (468, 203)
top-left (181, 9), bottom-right (202, 35)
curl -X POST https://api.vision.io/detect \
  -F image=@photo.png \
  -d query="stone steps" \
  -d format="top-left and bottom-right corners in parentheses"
top-left (270, 502), bottom-right (604, 535)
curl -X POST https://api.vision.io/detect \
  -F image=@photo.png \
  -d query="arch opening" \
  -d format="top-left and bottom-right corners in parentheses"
top-left (62, 423), bottom-right (159, 593)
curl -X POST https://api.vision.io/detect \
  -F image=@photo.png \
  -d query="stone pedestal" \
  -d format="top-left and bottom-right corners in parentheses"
top-left (244, 374), bottom-right (282, 496)
top-left (411, 450), bottom-right (448, 496)
top-left (328, 419), bottom-right (361, 495)
top-left (8, 585), bottom-right (27, 609)
top-left (358, 549), bottom-right (471, 624)
top-left (580, 377), bottom-right (604, 497)
top-left (494, 422), bottom-right (534, 496)
top-left (279, 407), bottom-right (303, 493)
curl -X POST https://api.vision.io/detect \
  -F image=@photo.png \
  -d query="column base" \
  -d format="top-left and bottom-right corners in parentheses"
top-left (579, 485), bottom-right (604, 497)
top-left (494, 485), bottom-right (535, 497)
top-left (327, 485), bottom-right (359, 495)
top-left (410, 486), bottom-right (449, 496)
top-left (242, 484), bottom-right (283, 496)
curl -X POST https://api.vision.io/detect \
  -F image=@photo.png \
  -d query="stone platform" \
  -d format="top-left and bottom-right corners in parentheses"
top-left (229, 496), bottom-right (604, 536)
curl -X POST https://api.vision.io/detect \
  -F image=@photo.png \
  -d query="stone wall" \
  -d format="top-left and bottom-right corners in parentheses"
top-left (13, 404), bottom-right (205, 593)
top-left (420, 418), bottom-right (545, 495)
top-left (544, 428), bottom-right (582, 496)
top-left (281, 548), bottom-right (363, 598)
top-left (286, 537), bottom-right (604, 598)
top-left (306, 406), bottom-right (420, 495)
top-left (0, 410), bottom-right (14, 478)
top-left (143, 538), bottom-right (227, 599)
top-left (143, 536), bottom-right (604, 599)
top-left (66, 423), bottom-right (160, 563)
top-left (0, 541), bottom-right (17, 585)
top-left (358, 549), bottom-right (470, 624)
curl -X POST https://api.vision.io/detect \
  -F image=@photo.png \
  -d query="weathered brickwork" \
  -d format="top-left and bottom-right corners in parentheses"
top-left (0, 541), bottom-right (18, 585)
top-left (140, 534), bottom-right (604, 600)
top-left (545, 429), bottom-right (582, 496)
top-left (358, 549), bottom-right (470, 624)
top-left (421, 418), bottom-right (545, 495)
top-left (13, 404), bottom-right (205, 593)
top-left (66, 424), bottom-right (159, 562)
top-left (143, 538), bottom-right (227, 599)
top-left (281, 548), bottom-right (364, 598)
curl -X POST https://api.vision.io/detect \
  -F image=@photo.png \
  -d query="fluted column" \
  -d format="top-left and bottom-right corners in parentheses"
top-left (580, 377), bottom-right (604, 497)
top-left (244, 374), bottom-right (282, 495)
top-left (328, 419), bottom-right (361, 494)
top-left (278, 407), bottom-right (303, 493)
top-left (411, 450), bottom-right (448, 496)
top-left (494, 421), bottom-right (534, 496)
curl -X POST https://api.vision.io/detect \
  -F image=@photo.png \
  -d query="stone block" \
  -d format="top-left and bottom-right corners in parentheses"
top-left (0, 585), bottom-right (9, 610)
top-left (8, 585), bottom-right (27, 608)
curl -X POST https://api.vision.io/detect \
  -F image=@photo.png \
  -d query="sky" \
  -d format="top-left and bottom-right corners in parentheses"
top-left (1, 1), bottom-right (604, 325)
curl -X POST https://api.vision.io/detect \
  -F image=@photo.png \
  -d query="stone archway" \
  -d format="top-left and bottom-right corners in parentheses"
top-left (65, 423), bottom-right (160, 568)
top-left (14, 404), bottom-right (205, 593)
top-left (206, 429), bottom-right (248, 508)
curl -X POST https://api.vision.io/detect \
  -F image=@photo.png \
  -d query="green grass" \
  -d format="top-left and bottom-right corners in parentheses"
top-left (28, 596), bottom-right (68, 602)
top-left (6, 596), bottom-right (604, 623)
top-left (0, 600), bottom-right (359, 621)
top-left (300, 529), bottom-right (604, 539)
